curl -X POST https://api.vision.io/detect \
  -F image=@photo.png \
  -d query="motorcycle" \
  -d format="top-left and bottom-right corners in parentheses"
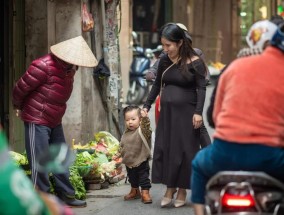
top-left (205, 171), bottom-right (284, 215)
top-left (126, 45), bottom-right (151, 105)
top-left (126, 32), bottom-right (162, 105)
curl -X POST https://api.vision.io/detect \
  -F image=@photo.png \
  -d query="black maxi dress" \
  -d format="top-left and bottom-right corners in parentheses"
top-left (144, 55), bottom-right (207, 189)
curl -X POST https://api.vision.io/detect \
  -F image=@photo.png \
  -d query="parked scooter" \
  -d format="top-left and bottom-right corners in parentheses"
top-left (126, 32), bottom-right (162, 105)
top-left (205, 171), bottom-right (284, 215)
top-left (126, 46), bottom-right (150, 104)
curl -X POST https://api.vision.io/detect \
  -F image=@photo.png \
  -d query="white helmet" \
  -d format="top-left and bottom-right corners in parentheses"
top-left (246, 20), bottom-right (278, 50)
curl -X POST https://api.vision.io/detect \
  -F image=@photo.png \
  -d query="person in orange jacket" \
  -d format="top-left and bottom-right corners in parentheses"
top-left (191, 21), bottom-right (284, 215)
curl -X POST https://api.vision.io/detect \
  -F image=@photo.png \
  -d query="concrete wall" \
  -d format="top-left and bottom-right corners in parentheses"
top-left (52, 0), bottom-right (83, 145)
top-left (215, 0), bottom-right (233, 63)
top-left (25, 0), bottom-right (48, 66)
top-left (188, 0), bottom-right (235, 64)
top-left (119, 0), bottom-right (132, 101)
top-left (172, 0), bottom-right (190, 26)
top-left (96, 0), bottom-right (123, 138)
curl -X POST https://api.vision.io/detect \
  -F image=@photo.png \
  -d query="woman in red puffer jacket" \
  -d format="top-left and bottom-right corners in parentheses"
top-left (12, 36), bottom-right (97, 208)
top-left (13, 53), bottom-right (75, 128)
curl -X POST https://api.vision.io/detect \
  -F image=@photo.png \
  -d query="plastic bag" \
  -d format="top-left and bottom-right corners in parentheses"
top-left (82, 3), bottom-right (94, 32)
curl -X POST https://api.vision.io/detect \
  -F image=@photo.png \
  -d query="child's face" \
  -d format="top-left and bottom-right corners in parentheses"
top-left (124, 109), bottom-right (141, 131)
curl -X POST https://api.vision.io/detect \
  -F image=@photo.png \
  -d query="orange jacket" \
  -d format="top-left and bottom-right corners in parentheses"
top-left (213, 47), bottom-right (284, 147)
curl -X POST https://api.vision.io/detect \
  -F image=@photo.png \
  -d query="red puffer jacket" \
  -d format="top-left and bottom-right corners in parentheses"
top-left (12, 54), bottom-right (75, 128)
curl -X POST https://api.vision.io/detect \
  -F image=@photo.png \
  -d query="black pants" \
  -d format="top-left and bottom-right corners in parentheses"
top-left (200, 124), bottom-right (211, 148)
top-left (24, 122), bottom-right (75, 197)
top-left (126, 161), bottom-right (151, 190)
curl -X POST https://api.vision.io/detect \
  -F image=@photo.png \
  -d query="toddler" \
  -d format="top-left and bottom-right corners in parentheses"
top-left (114, 105), bottom-right (152, 204)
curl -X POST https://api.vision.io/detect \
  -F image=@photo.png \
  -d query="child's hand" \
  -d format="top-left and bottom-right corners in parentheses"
top-left (112, 155), bottom-right (118, 160)
top-left (141, 109), bottom-right (148, 117)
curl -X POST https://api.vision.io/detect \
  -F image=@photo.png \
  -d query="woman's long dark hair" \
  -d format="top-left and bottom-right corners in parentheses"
top-left (160, 23), bottom-right (207, 77)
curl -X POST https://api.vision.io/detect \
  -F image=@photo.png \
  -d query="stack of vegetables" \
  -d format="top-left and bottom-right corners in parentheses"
top-left (73, 131), bottom-right (123, 184)
top-left (9, 151), bottom-right (30, 175)
top-left (9, 131), bottom-right (122, 199)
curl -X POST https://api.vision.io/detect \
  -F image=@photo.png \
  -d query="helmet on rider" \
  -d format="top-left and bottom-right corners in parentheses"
top-left (270, 22), bottom-right (284, 52)
top-left (246, 20), bottom-right (278, 51)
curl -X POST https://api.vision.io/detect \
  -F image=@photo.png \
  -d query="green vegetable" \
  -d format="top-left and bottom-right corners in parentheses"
top-left (76, 166), bottom-right (92, 177)
top-left (93, 153), bottom-right (109, 164)
top-left (107, 144), bottom-right (119, 158)
top-left (69, 166), bottom-right (86, 200)
top-left (9, 151), bottom-right (29, 166)
top-left (74, 151), bottom-right (94, 166)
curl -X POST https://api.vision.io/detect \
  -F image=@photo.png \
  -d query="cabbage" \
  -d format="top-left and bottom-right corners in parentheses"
top-left (94, 131), bottom-right (119, 148)
top-left (9, 151), bottom-right (28, 166)
top-left (69, 166), bottom-right (86, 200)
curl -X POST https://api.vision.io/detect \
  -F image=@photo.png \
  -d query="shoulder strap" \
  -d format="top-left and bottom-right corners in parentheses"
top-left (158, 63), bottom-right (175, 112)
top-left (160, 63), bottom-right (175, 89)
top-left (138, 127), bottom-right (151, 154)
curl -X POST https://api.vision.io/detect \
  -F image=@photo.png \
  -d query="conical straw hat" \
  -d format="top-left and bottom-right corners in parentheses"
top-left (50, 36), bottom-right (98, 67)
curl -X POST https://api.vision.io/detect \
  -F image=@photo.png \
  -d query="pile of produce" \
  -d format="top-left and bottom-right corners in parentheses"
top-left (9, 151), bottom-right (31, 175)
top-left (209, 61), bottom-right (226, 70)
top-left (9, 131), bottom-right (123, 198)
top-left (208, 61), bottom-right (226, 76)
top-left (73, 131), bottom-right (123, 183)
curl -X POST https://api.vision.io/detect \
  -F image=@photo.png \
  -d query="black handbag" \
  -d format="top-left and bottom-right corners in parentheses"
top-left (93, 58), bottom-right (110, 78)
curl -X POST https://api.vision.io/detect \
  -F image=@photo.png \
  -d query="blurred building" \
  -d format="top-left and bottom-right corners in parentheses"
top-left (120, 0), bottom-right (283, 65)
top-left (118, 0), bottom-right (283, 99)
top-left (2, 0), bottom-right (282, 150)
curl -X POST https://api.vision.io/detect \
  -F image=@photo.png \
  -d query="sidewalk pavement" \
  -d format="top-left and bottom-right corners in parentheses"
top-left (72, 180), bottom-right (195, 215)
top-left (72, 160), bottom-right (194, 215)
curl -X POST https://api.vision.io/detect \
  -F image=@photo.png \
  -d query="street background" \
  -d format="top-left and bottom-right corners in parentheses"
top-left (72, 84), bottom-right (215, 215)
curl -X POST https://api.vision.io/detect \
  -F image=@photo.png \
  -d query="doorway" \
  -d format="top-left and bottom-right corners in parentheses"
top-left (0, 1), bottom-right (10, 132)
top-left (1, 0), bottom-right (25, 152)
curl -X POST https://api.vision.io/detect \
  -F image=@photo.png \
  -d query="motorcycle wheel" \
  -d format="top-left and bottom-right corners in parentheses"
top-left (126, 84), bottom-right (146, 105)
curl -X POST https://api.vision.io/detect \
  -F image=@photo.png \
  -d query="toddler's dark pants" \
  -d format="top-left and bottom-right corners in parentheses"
top-left (126, 160), bottom-right (151, 190)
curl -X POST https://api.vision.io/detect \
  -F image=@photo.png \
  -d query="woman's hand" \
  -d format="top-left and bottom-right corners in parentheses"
top-left (141, 108), bottom-right (149, 117)
top-left (15, 109), bottom-right (21, 117)
top-left (192, 114), bottom-right (203, 129)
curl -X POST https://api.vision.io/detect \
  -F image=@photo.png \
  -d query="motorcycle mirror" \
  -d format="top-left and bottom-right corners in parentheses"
top-left (152, 45), bottom-right (163, 53)
top-left (145, 48), bottom-right (154, 58)
top-left (36, 143), bottom-right (76, 174)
